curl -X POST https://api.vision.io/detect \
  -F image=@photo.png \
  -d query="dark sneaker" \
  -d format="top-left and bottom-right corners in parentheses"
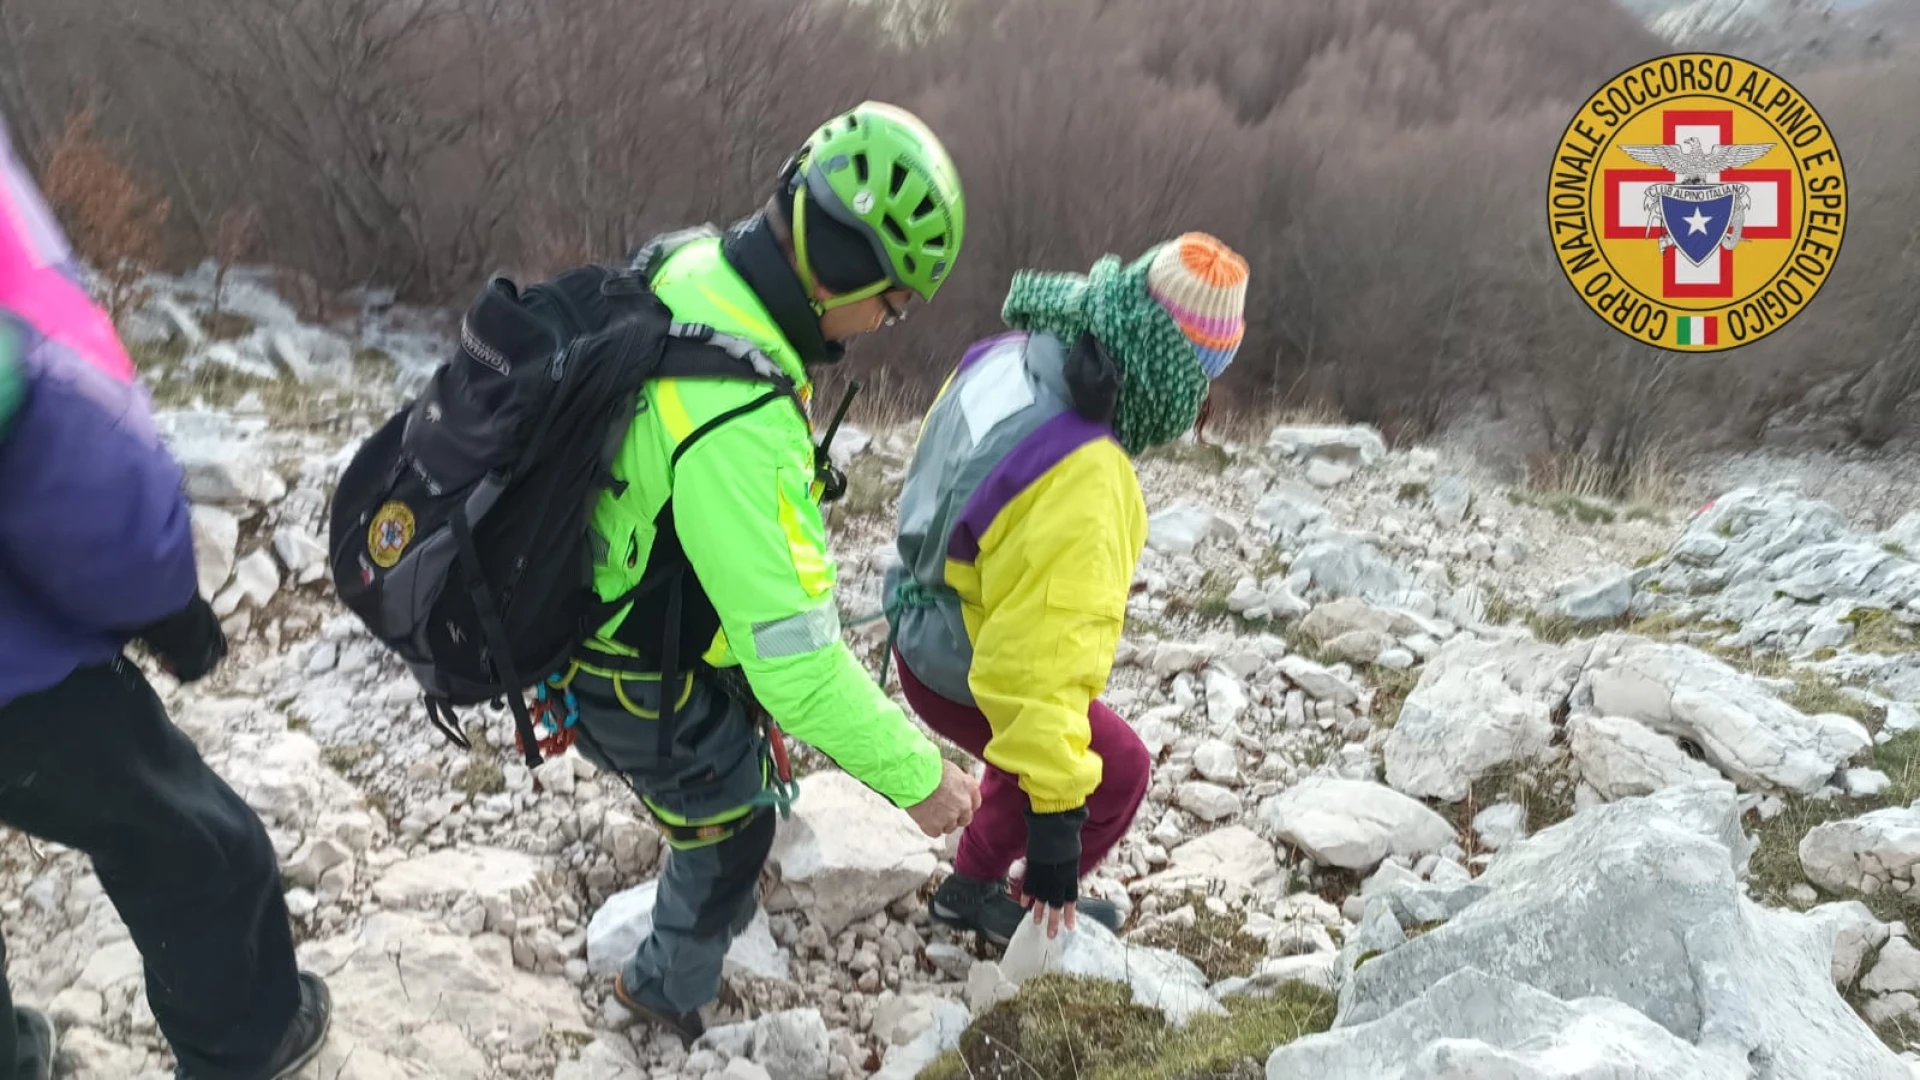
top-left (1071, 896), bottom-right (1124, 933)
top-left (262, 972), bottom-right (332, 1080)
top-left (611, 974), bottom-right (706, 1046)
top-left (930, 872), bottom-right (1028, 945)
top-left (13, 1006), bottom-right (55, 1080)
top-left (932, 873), bottom-right (1127, 944)
top-left (173, 973), bottom-right (329, 1080)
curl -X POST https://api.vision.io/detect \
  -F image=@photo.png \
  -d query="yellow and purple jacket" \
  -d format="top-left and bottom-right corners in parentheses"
top-left (885, 329), bottom-right (1146, 814)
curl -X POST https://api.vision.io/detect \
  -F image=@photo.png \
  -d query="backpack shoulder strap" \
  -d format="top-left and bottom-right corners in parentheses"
top-left (650, 322), bottom-right (806, 469)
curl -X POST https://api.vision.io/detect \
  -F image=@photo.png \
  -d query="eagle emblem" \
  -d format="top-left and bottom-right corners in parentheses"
top-left (1616, 137), bottom-right (1777, 266)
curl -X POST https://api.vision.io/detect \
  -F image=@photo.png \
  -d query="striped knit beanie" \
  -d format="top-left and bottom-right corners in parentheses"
top-left (1146, 233), bottom-right (1247, 379)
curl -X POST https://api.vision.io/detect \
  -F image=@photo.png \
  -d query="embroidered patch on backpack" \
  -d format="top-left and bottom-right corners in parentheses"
top-left (368, 501), bottom-right (417, 568)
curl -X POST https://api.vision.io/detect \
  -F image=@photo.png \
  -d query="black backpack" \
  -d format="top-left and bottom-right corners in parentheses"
top-left (326, 241), bottom-right (829, 767)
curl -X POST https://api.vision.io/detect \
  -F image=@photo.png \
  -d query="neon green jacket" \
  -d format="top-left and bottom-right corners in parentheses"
top-left (886, 330), bottom-right (1147, 814)
top-left (585, 230), bottom-right (943, 809)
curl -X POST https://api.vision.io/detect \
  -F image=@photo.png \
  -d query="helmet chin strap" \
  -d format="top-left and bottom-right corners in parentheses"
top-left (790, 181), bottom-right (892, 316)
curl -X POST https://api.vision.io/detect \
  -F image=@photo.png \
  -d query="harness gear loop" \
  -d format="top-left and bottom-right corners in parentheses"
top-left (517, 668), bottom-right (582, 763)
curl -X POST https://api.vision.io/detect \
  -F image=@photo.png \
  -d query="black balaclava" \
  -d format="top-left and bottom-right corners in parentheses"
top-left (774, 169), bottom-right (888, 295)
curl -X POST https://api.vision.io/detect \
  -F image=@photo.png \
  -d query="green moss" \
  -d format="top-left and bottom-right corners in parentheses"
top-left (1396, 481), bottom-right (1430, 503)
top-left (1885, 542), bottom-right (1910, 559)
top-left (920, 974), bottom-right (1334, 1080)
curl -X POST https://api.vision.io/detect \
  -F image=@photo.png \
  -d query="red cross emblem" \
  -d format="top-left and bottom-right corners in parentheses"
top-left (1603, 109), bottom-right (1792, 299)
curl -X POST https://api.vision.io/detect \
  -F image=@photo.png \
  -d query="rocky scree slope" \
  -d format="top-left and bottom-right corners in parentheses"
top-left (2, 279), bottom-right (1919, 1078)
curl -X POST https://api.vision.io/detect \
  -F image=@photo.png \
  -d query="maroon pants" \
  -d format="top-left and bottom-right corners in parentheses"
top-left (895, 651), bottom-right (1151, 886)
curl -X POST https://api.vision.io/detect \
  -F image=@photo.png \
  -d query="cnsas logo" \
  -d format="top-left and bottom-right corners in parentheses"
top-left (1548, 52), bottom-right (1847, 353)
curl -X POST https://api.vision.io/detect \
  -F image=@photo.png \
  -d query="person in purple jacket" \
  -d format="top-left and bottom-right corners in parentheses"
top-left (0, 114), bottom-right (330, 1080)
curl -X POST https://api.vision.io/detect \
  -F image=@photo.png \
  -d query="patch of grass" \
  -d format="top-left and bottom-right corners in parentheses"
top-left (1254, 546), bottom-right (1289, 582)
top-left (129, 337), bottom-right (189, 379)
top-left (1884, 542), bottom-right (1909, 559)
top-left (204, 310), bottom-right (256, 341)
top-left (1165, 569), bottom-right (1234, 624)
top-left (1141, 439), bottom-right (1231, 474)
top-left (1624, 504), bottom-right (1666, 524)
top-left (1505, 485), bottom-right (1620, 526)
top-left (1842, 607), bottom-right (1919, 655)
top-left (1627, 610), bottom-right (1695, 638)
top-left (1126, 612), bottom-right (1173, 638)
top-left (1633, 550), bottom-right (1664, 568)
top-left (353, 346), bottom-right (398, 384)
top-left (363, 789), bottom-right (392, 819)
top-left (454, 727), bottom-right (506, 797)
top-left (1481, 589), bottom-right (1524, 626)
top-left (1456, 765), bottom-right (1578, 848)
top-left (920, 973), bottom-right (1334, 1080)
top-left (321, 741), bottom-right (378, 774)
top-left (1131, 895), bottom-right (1267, 983)
top-left (1747, 730), bottom-right (1920, 925)
top-left (1368, 664), bottom-right (1422, 727)
top-left (1396, 481), bottom-right (1429, 503)
top-left (286, 715), bottom-right (310, 733)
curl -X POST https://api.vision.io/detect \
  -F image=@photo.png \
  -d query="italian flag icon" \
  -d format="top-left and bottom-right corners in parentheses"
top-left (1675, 315), bottom-right (1718, 346)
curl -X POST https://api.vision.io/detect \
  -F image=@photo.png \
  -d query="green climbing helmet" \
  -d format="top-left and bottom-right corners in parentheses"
top-left (787, 101), bottom-right (966, 311)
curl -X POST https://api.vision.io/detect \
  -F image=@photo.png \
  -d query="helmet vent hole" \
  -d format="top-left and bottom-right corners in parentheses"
top-left (882, 215), bottom-right (908, 245)
top-left (913, 194), bottom-right (935, 220)
top-left (904, 254), bottom-right (918, 274)
top-left (853, 153), bottom-right (870, 184)
top-left (889, 163), bottom-right (909, 197)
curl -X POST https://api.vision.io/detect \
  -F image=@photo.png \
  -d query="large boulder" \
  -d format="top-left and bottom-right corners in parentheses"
top-left (1298, 781), bottom-right (1904, 1080)
top-left (765, 771), bottom-right (942, 936)
top-left (1384, 633), bottom-right (1591, 801)
top-left (1575, 634), bottom-right (1871, 795)
top-left (1267, 968), bottom-right (1750, 1079)
top-left (1257, 777), bottom-right (1456, 872)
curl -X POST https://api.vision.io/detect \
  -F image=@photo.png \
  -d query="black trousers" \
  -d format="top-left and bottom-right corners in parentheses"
top-left (0, 658), bottom-right (299, 1080)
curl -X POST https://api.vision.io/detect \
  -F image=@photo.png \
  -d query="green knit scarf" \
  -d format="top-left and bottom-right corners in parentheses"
top-left (1000, 247), bottom-right (1207, 456)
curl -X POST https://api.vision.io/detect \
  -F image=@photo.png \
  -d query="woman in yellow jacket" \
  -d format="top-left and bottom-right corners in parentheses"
top-left (884, 233), bottom-right (1249, 943)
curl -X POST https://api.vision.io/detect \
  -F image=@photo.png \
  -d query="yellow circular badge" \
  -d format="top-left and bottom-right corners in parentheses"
top-left (367, 501), bottom-right (416, 569)
top-left (1549, 52), bottom-right (1846, 352)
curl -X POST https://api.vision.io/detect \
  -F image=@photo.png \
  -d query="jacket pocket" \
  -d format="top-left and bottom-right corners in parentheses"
top-left (1043, 576), bottom-right (1125, 668)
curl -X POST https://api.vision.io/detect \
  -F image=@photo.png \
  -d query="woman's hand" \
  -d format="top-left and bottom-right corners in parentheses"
top-left (1021, 805), bottom-right (1088, 938)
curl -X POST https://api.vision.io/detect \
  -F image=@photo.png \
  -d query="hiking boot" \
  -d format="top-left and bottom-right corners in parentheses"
top-left (177, 972), bottom-right (330, 1080)
top-left (930, 872), bottom-right (1124, 945)
top-left (611, 974), bottom-right (706, 1046)
top-left (12, 1006), bottom-right (55, 1080)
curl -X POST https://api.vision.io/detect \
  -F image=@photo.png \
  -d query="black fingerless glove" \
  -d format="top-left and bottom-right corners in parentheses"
top-left (1021, 805), bottom-right (1088, 909)
top-left (136, 594), bottom-right (227, 683)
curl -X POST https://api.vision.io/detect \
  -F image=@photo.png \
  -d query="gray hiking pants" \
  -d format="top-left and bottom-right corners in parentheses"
top-left (567, 666), bottom-right (773, 1015)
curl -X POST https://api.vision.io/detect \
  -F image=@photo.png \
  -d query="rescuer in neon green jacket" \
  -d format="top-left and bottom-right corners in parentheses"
top-left (561, 102), bottom-right (979, 1042)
